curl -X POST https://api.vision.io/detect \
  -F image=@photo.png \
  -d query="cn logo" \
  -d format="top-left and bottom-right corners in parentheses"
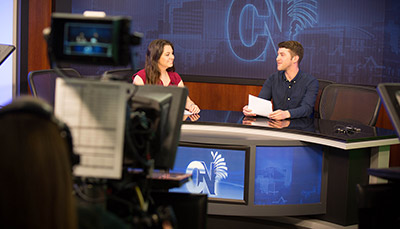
top-left (185, 151), bottom-right (228, 196)
top-left (227, 0), bottom-right (318, 61)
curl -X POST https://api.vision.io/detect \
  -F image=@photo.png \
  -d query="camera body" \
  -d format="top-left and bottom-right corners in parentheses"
top-left (48, 13), bottom-right (135, 66)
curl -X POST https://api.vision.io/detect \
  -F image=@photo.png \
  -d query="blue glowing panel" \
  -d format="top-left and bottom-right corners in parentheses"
top-left (170, 146), bottom-right (246, 201)
top-left (254, 146), bottom-right (323, 205)
top-left (0, 0), bottom-right (14, 106)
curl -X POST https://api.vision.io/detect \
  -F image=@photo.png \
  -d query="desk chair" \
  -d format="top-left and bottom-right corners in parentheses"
top-left (102, 68), bottom-right (135, 83)
top-left (356, 182), bottom-right (400, 228)
top-left (319, 84), bottom-right (380, 126)
top-left (314, 79), bottom-right (334, 118)
top-left (28, 68), bottom-right (81, 107)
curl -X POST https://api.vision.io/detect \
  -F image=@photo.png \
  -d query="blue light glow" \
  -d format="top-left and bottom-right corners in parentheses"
top-left (254, 145), bottom-right (323, 205)
top-left (0, 0), bottom-right (14, 106)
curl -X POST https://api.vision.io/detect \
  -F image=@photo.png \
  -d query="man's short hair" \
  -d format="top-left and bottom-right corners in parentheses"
top-left (278, 41), bottom-right (304, 64)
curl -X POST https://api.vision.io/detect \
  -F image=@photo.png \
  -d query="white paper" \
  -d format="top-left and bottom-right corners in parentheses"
top-left (248, 94), bottom-right (273, 117)
top-left (55, 78), bottom-right (134, 179)
top-left (184, 110), bottom-right (192, 116)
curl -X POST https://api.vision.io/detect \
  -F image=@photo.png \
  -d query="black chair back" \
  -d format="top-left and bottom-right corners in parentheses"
top-left (28, 68), bottom-right (81, 107)
top-left (102, 68), bottom-right (135, 83)
top-left (319, 83), bottom-right (380, 126)
top-left (314, 79), bottom-right (335, 118)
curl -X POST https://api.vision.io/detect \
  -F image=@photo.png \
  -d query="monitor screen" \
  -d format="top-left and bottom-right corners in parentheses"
top-left (377, 83), bottom-right (400, 138)
top-left (0, 44), bottom-right (15, 66)
top-left (63, 22), bottom-right (114, 58)
top-left (254, 145), bottom-right (323, 205)
top-left (49, 13), bottom-right (132, 66)
top-left (128, 85), bottom-right (188, 170)
top-left (170, 143), bottom-right (249, 203)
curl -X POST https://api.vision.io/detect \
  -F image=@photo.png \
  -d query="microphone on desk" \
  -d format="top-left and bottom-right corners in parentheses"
top-left (334, 125), bottom-right (361, 135)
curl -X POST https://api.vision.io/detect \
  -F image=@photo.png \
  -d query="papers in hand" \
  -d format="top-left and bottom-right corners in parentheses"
top-left (184, 110), bottom-right (192, 116)
top-left (248, 94), bottom-right (273, 117)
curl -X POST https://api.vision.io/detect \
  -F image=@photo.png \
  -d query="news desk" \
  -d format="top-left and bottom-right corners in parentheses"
top-left (175, 110), bottom-right (399, 226)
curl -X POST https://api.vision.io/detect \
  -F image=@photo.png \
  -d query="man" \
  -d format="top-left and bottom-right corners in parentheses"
top-left (243, 41), bottom-right (318, 120)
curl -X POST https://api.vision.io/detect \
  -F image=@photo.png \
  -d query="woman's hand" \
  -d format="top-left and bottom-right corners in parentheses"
top-left (188, 103), bottom-right (200, 114)
top-left (188, 113), bottom-right (200, 121)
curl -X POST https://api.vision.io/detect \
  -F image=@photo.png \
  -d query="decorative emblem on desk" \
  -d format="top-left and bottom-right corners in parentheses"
top-left (185, 151), bottom-right (228, 196)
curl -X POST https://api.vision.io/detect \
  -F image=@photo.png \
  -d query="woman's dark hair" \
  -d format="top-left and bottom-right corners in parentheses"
top-left (0, 98), bottom-right (78, 229)
top-left (145, 39), bottom-right (175, 84)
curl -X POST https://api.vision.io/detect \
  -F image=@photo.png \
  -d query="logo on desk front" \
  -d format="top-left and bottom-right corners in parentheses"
top-left (185, 151), bottom-right (228, 196)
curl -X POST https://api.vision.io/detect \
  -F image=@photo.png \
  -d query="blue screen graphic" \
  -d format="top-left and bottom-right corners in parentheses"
top-left (254, 145), bottom-right (323, 205)
top-left (64, 23), bottom-right (113, 57)
top-left (71, 0), bottom-right (400, 85)
top-left (170, 146), bottom-right (246, 201)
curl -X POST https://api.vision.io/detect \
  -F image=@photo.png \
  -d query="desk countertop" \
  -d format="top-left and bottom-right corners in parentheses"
top-left (181, 110), bottom-right (399, 150)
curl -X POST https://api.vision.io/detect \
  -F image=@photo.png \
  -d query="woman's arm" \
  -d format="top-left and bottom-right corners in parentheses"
top-left (133, 75), bottom-right (145, 85)
top-left (185, 96), bottom-right (200, 114)
top-left (178, 80), bottom-right (200, 114)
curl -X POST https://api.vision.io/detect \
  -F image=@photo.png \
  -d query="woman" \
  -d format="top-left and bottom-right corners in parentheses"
top-left (0, 97), bottom-right (78, 229)
top-left (133, 39), bottom-right (200, 114)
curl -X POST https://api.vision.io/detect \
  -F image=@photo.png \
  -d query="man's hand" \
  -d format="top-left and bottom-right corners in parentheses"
top-left (267, 119), bottom-right (290, 129)
top-left (268, 109), bottom-right (290, 120)
top-left (243, 105), bottom-right (256, 116)
top-left (242, 116), bottom-right (256, 125)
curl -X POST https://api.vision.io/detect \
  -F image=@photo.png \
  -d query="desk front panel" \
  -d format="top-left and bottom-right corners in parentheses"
top-left (176, 131), bottom-right (327, 216)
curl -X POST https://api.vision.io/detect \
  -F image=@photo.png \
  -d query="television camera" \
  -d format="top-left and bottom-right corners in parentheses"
top-left (45, 12), bottom-right (189, 228)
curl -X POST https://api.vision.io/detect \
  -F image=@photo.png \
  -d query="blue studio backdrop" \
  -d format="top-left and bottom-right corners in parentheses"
top-left (71, 0), bottom-right (400, 85)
